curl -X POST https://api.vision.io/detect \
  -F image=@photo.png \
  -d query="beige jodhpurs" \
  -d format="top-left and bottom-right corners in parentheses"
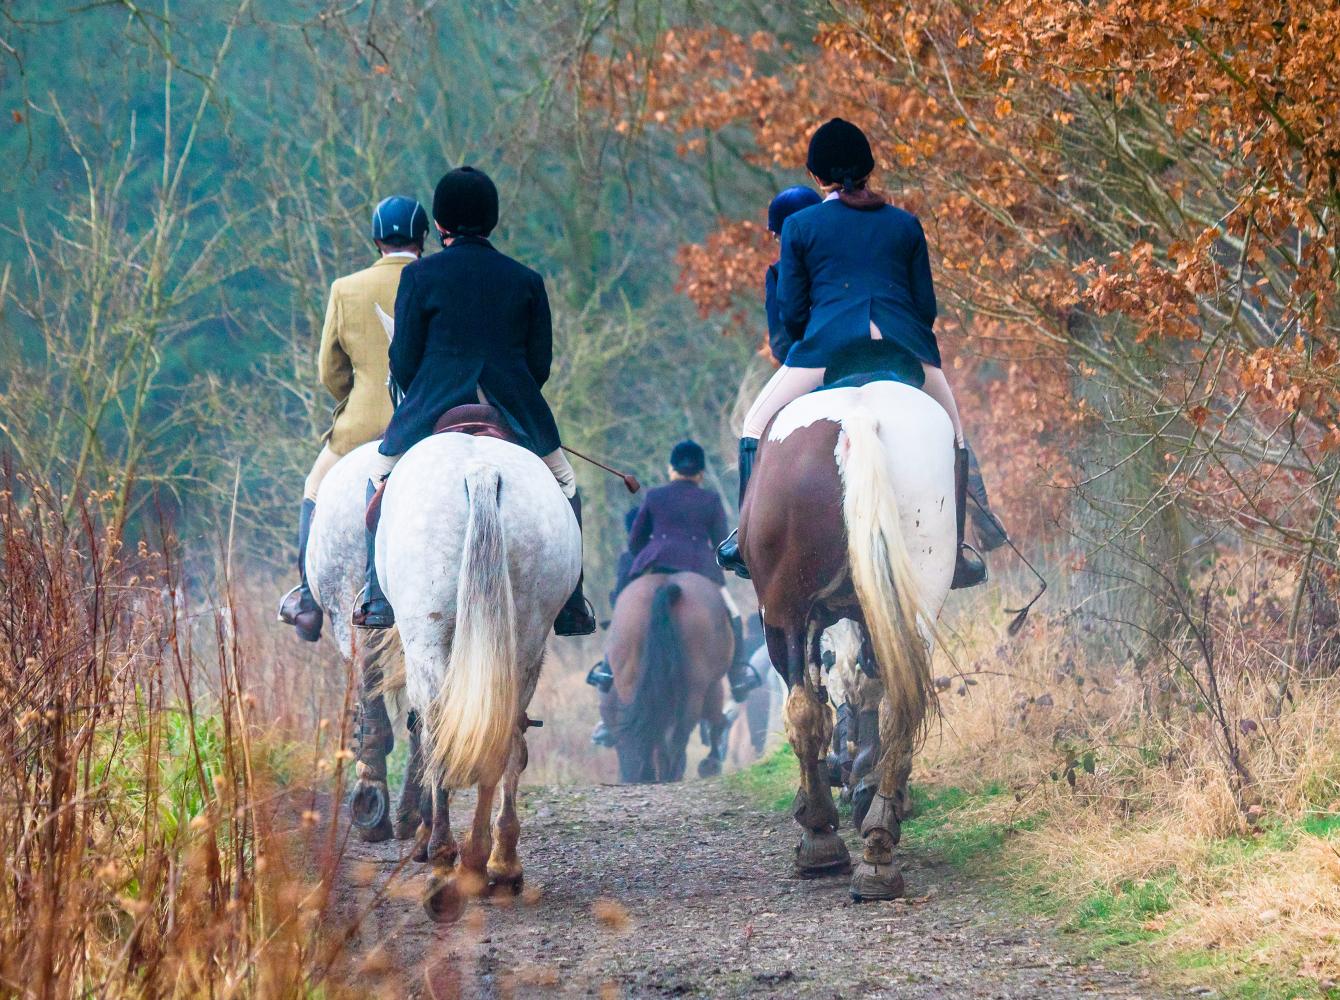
top-left (303, 444), bottom-right (343, 502)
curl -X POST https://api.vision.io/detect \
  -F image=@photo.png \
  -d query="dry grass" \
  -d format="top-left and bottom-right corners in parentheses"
top-left (919, 576), bottom-right (1340, 993)
top-left (0, 476), bottom-right (369, 997)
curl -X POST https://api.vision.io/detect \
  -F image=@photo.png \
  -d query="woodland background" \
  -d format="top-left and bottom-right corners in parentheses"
top-left (1, 1), bottom-right (1338, 996)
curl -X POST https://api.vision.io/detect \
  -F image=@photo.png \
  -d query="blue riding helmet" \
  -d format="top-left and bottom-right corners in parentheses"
top-left (768, 185), bottom-right (822, 234)
top-left (670, 439), bottom-right (706, 476)
top-left (371, 195), bottom-right (429, 245)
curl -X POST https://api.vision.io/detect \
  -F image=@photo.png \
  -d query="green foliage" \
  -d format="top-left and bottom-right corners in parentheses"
top-left (0, 0), bottom-right (761, 586)
top-left (725, 743), bottom-right (797, 813)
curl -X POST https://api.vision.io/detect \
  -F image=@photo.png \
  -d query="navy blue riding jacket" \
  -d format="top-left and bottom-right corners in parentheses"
top-left (380, 236), bottom-right (560, 458)
top-left (777, 199), bottom-right (941, 370)
top-left (764, 263), bottom-right (792, 365)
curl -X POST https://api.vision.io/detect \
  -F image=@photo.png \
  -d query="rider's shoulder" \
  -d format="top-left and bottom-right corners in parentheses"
top-left (330, 259), bottom-right (389, 296)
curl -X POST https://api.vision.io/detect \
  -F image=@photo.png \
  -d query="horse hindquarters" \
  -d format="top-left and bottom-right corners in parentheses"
top-left (616, 582), bottom-right (688, 783)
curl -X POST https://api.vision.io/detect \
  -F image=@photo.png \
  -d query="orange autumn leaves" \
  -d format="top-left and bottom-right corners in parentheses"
top-left (584, 1), bottom-right (1340, 551)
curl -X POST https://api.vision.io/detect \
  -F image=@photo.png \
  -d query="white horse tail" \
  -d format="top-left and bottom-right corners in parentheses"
top-left (427, 463), bottom-right (518, 789)
top-left (839, 409), bottom-right (937, 750)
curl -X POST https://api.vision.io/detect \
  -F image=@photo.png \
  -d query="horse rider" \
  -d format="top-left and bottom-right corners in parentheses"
top-left (717, 118), bottom-right (1003, 587)
top-left (278, 195), bottom-right (428, 641)
top-left (353, 166), bottom-right (597, 637)
top-left (608, 505), bottom-right (641, 607)
top-left (764, 185), bottom-right (822, 365)
top-left (632, 440), bottom-right (760, 700)
top-left (586, 440), bottom-right (761, 748)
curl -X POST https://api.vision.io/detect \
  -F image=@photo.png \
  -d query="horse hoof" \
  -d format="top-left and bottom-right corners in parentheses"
top-left (850, 861), bottom-right (905, 902)
top-left (698, 756), bottom-right (722, 778)
top-left (795, 830), bottom-right (851, 876)
top-left (487, 869), bottom-right (524, 896)
top-left (394, 811), bottom-right (422, 841)
top-left (423, 874), bottom-right (465, 923)
top-left (350, 780), bottom-right (392, 841)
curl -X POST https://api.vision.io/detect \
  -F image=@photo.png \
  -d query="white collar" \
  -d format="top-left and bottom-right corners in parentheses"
top-left (382, 251), bottom-right (418, 261)
top-left (823, 191), bottom-right (840, 202)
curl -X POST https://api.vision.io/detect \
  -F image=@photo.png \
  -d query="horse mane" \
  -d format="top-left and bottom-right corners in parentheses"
top-left (617, 581), bottom-right (687, 778)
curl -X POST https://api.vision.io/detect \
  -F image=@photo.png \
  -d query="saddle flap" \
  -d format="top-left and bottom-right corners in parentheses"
top-left (432, 403), bottom-right (519, 444)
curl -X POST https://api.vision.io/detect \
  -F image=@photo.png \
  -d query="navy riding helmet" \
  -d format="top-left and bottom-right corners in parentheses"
top-left (371, 195), bottom-right (428, 245)
top-left (768, 185), bottom-right (822, 234)
top-left (670, 439), bottom-right (706, 476)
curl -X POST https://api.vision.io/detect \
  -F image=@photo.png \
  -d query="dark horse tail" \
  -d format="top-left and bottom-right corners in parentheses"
top-left (619, 581), bottom-right (687, 781)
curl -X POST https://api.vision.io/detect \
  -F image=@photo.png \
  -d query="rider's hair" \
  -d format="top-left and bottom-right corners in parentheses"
top-left (377, 232), bottom-right (424, 249)
top-left (835, 173), bottom-right (888, 211)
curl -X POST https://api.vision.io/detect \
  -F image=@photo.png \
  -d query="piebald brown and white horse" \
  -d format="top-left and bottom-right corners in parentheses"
top-left (739, 380), bottom-right (955, 901)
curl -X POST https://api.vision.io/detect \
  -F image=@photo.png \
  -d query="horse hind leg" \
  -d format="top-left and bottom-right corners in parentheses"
top-left (395, 709), bottom-right (426, 840)
top-left (422, 784), bottom-right (464, 922)
top-left (783, 630), bottom-right (850, 876)
top-left (349, 648), bottom-right (395, 842)
top-left (697, 680), bottom-right (729, 779)
top-left (486, 727), bottom-right (528, 893)
top-left (851, 698), bottom-right (915, 903)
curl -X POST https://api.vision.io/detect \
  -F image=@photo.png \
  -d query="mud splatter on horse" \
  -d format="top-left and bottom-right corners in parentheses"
top-left (602, 572), bottom-right (733, 783)
top-left (739, 380), bottom-right (955, 901)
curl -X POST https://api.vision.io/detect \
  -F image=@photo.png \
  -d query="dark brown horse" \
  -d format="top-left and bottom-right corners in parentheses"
top-left (602, 572), bottom-right (733, 783)
top-left (739, 381), bottom-right (957, 901)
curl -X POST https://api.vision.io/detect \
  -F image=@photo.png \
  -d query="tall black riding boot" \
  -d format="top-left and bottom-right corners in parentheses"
top-left (951, 445), bottom-right (988, 590)
top-left (555, 491), bottom-right (597, 637)
top-left (964, 440), bottom-right (1008, 553)
top-left (715, 437), bottom-right (758, 579)
top-left (278, 498), bottom-right (323, 642)
top-left (354, 480), bottom-right (395, 628)
top-left (726, 613), bottom-right (761, 702)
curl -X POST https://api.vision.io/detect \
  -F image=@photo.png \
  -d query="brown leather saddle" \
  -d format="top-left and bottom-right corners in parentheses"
top-left (366, 404), bottom-right (520, 531)
top-left (431, 402), bottom-right (518, 443)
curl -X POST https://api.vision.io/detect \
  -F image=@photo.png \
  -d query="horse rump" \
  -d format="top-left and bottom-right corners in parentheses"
top-left (617, 581), bottom-right (688, 782)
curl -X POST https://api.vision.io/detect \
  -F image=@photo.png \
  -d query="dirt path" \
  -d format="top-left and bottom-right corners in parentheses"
top-left (331, 779), bottom-right (1161, 998)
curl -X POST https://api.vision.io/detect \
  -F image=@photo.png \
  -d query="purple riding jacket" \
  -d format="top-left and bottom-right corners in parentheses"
top-left (626, 479), bottom-right (729, 587)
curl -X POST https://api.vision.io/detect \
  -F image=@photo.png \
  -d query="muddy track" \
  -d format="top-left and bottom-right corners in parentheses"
top-left (330, 779), bottom-right (1160, 998)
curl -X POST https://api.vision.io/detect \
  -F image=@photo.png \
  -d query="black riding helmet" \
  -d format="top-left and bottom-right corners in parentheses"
top-left (670, 439), bottom-right (706, 477)
top-left (371, 195), bottom-right (428, 246)
top-left (432, 166), bottom-right (499, 238)
top-left (806, 118), bottom-right (875, 189)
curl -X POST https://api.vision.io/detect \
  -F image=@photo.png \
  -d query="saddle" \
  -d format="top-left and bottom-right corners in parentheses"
top-left (431, 403), bottom-right (519, 444)
top-left (817, 339), bottom-right (926, 393)
top-left (366, 404), bottom-right (520, 532)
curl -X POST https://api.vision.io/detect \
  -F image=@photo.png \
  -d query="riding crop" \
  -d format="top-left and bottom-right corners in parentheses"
top-left (561, 446), bottom-right (641, 493)
top-left (967, 494), bottom-right (1047, 636)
